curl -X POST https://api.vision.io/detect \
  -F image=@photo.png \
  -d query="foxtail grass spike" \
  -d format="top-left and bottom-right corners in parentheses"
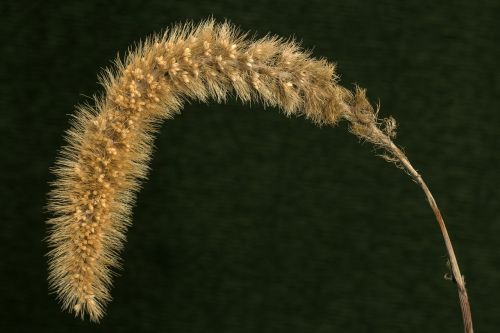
top-left (46, 18), bottom-right (472, 332)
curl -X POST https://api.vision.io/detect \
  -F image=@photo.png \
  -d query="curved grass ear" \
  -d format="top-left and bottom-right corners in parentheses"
top-left (46, 18), bottom-right (472, 331)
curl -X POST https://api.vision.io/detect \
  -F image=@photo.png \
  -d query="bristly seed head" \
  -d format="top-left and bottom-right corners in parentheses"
top-left (47, 17), bottom-right (394, 323)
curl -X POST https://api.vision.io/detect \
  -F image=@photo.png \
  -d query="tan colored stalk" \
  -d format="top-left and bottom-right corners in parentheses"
top-left (46, 18), bottom-right (472, 331)
top-left (382, 129), bottom-right (473, 333)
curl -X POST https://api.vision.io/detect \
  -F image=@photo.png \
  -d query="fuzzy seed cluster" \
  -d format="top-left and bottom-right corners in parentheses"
top-left (47, 19), bottom-right (386, 322)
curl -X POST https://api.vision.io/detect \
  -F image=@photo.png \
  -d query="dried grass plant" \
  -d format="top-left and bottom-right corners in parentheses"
top-left (46, 18), bottom-right (473, 331)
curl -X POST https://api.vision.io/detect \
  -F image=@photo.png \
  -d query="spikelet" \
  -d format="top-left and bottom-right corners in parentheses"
top-left (46, 18), bottom-right (392, 322)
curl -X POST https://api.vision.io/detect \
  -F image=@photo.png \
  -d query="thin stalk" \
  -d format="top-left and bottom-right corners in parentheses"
top-left (381, 131), bottom-right (473, 333)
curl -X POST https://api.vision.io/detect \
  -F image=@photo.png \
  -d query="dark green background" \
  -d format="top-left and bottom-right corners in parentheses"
top-left (1, 1), bottom-right (499, 332)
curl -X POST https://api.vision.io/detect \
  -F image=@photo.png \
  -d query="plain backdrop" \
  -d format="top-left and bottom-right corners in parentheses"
top-left (1, 1), bottom-right (499, 332)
